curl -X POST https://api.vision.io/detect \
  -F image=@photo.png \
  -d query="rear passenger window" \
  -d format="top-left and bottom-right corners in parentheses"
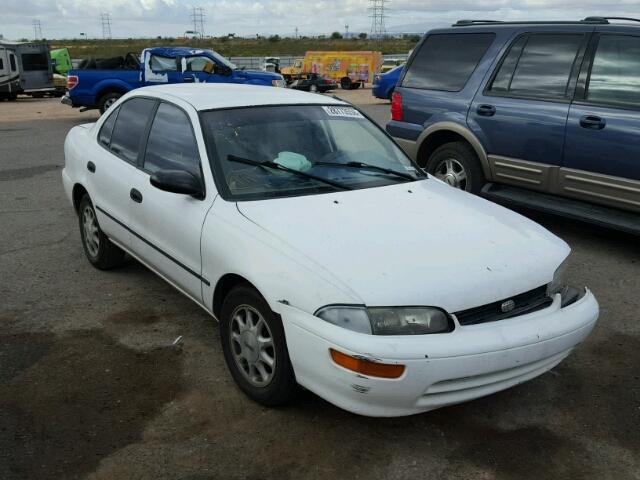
top-left (149, 55), bottom-right (177, 71)
top-left (143, 103), bottom-right (200, 176)
top-left (98, 106), bottom-right (120, 147)
top-left (402, 33), bottom-right (495, 92)
top-left (489, 34), bottom-right (583, 99)
top-left (586, 35), bottom-right (640, 109)
top-left (109, 98), bottom-right (156, 164)
top-left (0, 58), bottom-right (4, 70)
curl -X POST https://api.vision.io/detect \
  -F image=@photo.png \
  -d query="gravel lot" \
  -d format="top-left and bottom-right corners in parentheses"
top-left (1, 94), bottom-right (638, 480)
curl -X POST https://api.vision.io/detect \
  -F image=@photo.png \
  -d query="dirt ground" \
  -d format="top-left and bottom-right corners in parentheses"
top-left (0, 96), bottom-right (638, 480)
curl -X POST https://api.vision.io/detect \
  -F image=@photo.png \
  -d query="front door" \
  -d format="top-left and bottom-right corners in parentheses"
top-left (129, 100), bottom-right (215, 303)
top-left (562, 32), bottom-right (640, 213)
top-left (182, 55), bottom-right (228, 84)
top-left (469, 32), bottom-right (589, 190)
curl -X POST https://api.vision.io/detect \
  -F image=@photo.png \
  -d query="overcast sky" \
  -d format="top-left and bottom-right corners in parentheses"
top-left (2, 0), bottom-right (640, 40)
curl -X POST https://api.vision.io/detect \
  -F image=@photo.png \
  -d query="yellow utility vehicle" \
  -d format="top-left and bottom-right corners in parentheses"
top-left (281, 51), bottom-right (382, 89)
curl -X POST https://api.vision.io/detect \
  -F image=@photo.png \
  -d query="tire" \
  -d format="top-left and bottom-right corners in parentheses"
top-left (98, 92), bottom-right (122, 114)
top-left (425, 141), bottom-right (484, 194)
top-left (220, 284), bottom-right (297, 407)
top-left (340, 77), bottom-right (352, 89)
top-left (78, 194), bottom-right (126, 270)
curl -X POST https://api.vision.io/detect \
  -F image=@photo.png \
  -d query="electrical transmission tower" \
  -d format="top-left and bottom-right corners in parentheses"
top-left (32, 20), bottom-right (43, 40)
top-left (369, 0), bottom-right (388, 39)
top-left (100, 13), bottom-right (112, 39)
top-left (190, 6), bottom-right (206, 37)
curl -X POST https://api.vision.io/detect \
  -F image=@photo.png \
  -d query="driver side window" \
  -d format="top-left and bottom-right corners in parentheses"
top-left (185, 56), bottom-right (215, 73)
top-left (143, 102), bottom-right (201, 177)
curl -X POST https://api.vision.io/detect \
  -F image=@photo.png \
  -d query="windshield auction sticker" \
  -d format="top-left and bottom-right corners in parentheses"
top-left (322, 106), bottom-right (365, 119)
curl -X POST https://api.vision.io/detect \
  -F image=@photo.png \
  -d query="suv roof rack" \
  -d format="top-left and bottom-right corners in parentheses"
top-left (583, 16), bottom-right (640, 23)
top-left (454, 17), bottom-right (640, 27)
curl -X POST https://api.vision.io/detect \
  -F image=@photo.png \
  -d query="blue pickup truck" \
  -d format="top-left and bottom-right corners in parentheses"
top-left (63, 47), bottom-right (285, 113)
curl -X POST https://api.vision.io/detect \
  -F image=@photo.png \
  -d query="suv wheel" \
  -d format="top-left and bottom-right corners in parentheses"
top-left (425, 141), bottom-right (484, 194)
top-left (220, 284), bottom-right (297, 406)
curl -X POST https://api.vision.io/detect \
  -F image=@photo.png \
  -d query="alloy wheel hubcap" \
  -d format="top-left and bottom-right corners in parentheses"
top-left (82, 205), bottom-right (100, 257)
top-left (230, 305), bottom-right (276, 387)
top-left (434, 158), bottom-right (468, 190)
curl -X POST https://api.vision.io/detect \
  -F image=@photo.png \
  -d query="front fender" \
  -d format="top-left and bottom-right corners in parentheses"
top-left (201, 200), bottom-right (360, 316)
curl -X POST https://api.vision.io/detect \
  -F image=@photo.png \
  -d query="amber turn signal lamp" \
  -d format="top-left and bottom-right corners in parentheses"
top-left (329, 349), bottom-right (405, 379)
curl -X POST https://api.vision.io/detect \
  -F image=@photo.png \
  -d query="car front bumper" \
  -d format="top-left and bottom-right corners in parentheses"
top-left (276, 290), bottom-right (598, 417)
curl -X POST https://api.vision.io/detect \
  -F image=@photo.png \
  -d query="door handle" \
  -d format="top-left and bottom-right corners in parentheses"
top-left (477, 104), bottom-right (496, 117)
top-left (579, 115), bottom-right (606, 130)
top-left (130, 188), bottom-right (143, 203)
top-left (183, 76), bottom-right (195, 83)
top-left (87, 161), bottom-right (96, 173)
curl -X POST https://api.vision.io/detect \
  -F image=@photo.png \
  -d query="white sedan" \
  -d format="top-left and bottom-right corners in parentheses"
top-left (62, 84), bottom-right (598, 417)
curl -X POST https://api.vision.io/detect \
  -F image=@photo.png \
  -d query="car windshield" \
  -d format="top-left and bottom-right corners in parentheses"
top-left (209, 50), bottom-right (236, 70)
top-left (201, 105), bottom-right (424, 200)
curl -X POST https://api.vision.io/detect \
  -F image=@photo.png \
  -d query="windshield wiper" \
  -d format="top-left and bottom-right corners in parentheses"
top-left (313, 161), bottom-right (417, 181)
top-left (227, 155), bottom-right (352, 191)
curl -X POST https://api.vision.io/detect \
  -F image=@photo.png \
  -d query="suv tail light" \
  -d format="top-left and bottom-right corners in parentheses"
top-left (391, 91), bottom-right (403, 121)
top-left (67, 75), bottom-right (79, 90)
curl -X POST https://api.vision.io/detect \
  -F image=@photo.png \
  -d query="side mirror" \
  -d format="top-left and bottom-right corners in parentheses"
top-left (216, 64), bottom-right (232, 76)
top-left (150, 169), bottom-right (204, 199)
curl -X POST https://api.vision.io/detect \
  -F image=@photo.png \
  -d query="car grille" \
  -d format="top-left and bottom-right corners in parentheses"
top-left (454, 285), bottom-right (552, 326)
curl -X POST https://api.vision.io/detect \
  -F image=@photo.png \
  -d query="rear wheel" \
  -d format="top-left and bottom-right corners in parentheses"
top-left (78, 195), bottom-right (126, 269)
top-left (98, 92), bottom-right (122, 114)
top-left (220, 284), bottom-right (297, 406)
top-left (425, 141), bottom-right (484, 194)
top-left (340, 77), bottom-right (352, 89)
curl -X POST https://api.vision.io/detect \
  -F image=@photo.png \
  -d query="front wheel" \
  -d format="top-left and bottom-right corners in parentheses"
top-left (425, 141), bottom-right (484, 194)
top-left (340, 77), bottom-right (352, 89)
top-left (220, 285), bottom-right (297, 406)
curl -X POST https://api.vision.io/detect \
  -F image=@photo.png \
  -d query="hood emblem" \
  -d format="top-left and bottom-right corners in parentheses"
top-left (501, 299), bottom-right (516, 313)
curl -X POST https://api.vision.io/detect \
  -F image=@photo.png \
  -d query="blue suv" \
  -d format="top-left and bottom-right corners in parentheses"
top-left (387, 17), bottom-right (640, 234)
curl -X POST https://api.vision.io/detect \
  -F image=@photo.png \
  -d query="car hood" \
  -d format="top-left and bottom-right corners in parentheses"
top-left (238, 69), bottom-right (282, 81)
top-left (236, 179), bottom-right (569, 312)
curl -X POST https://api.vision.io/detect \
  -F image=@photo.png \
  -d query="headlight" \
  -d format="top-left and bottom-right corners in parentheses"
top-left (315, 306), bottom-right (453, 335)
top-left (547, 256), bottom-right (586, 307)
top-left (272, 79), bottom-right (286, 87)
top-left (315, 306), bottom-right (372, 334)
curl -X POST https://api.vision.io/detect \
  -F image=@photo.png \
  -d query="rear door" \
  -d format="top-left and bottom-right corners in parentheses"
top-left (19, 49), bottom-right (52, 90)
top-left (144, 53), bottom-right (182, 85)
top-left (469, 32), bottom-right (589, 190)
top-left (562, 32), bottom-right (640, 212)
top-left (89, 97), bottom-right (157, 247)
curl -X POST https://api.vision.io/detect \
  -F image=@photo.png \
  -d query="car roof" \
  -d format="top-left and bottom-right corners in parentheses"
top-left (131, 83), bottom-right (347, 111)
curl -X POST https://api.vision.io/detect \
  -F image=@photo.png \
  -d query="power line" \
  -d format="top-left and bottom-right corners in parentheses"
top-left (100, 13), bottom-right (112, 39)
top-left (32, 20), bottom-right (43, 40)
top-left (190, 6), bottom-right (206, 37)
top-left (369, 0), bottom-right (388, 39)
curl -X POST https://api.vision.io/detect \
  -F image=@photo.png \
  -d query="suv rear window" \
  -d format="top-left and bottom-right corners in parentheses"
top-left (402, 33), bottom-right (495, 92)
top-left (489, 34), bottom-right (583, 99)
top-left (586, 34), bottom-right (640, 109)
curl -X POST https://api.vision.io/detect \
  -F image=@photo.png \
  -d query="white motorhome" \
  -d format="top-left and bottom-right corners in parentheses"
top-left (0, 40), bottom-right (54, 99)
